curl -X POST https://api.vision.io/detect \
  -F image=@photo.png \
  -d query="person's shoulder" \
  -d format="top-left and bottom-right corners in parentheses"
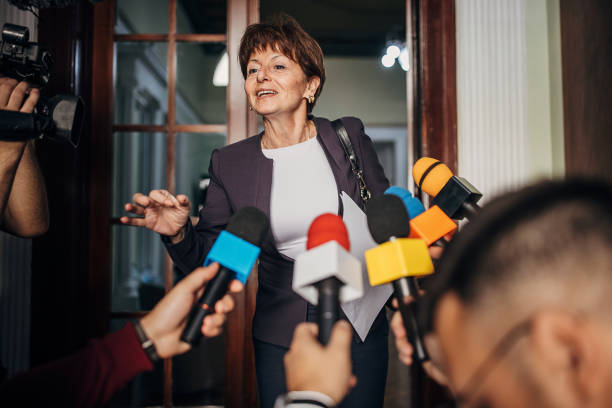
top-left (337, 116), bottom-right (365, 133)
top-left (214, 133), bottom-right (262, 160)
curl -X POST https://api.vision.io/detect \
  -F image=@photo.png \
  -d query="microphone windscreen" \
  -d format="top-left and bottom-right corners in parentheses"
top-left (412, 157), bottom-right (453, 197)
top-left (307, 213), bottom-right (350, 251)
top-left (366, 195), bottom-right (411, 244)
top-left (226, 206), bottom-right (269, 246)
top-left (385, 186), bottom-right (426, 219)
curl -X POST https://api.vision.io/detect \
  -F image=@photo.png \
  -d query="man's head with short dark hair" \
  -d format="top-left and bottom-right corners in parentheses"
top-left (423, 179), bottom-right (612, 408)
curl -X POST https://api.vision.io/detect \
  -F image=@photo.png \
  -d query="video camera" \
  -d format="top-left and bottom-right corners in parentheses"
top-left (0, 23), bottom-right (84, 147)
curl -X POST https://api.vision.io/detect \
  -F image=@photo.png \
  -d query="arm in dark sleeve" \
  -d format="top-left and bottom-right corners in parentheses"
top-left (343, 117), bottom-right (390, 196)
top-left (0, 323), bottom-right (153, 407)
top-left (164, 149), bottom-right (233, 275)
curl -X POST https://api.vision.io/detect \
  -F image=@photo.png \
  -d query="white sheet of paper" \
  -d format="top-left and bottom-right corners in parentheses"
top-left (340, 192), bottom-right (393, 341)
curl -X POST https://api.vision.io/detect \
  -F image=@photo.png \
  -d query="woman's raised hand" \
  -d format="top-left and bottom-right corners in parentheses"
top-left (120, 190), bottom-right (191, 240)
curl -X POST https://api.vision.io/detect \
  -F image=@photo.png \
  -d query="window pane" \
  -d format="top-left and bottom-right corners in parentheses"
top-left (108, 319), bottom-right (164, 407)
top-left (172, 333), bottom-right (226, 405)
top-left (177, 0), bottom-right (227, 34)
top-left (111, 132), bottom-right (168, 218)
top-left (111, 225), bottom-right (166, 312)
top-left (175, 132), bottom-right (226, 213)
top-left (176, 43), bottom-right (226, 124)
top-left (115, 0), bottom-right (169, 34)
top-left (114, 43), bottom-right (168, 125)
top-left (111, 131), bottom-right (168, 313)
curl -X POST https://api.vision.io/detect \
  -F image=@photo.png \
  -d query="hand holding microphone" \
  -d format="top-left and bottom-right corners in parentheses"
top-left (181, 206), bottom-right (269, 345)
top-left (365, 195), bottom-right (434, 362)
top-left (412, 157), bottom-right (482, 220)
top-left (293, 214), bottom-right (363, 344)
top-left (140, 263), bottom-right (242, 358)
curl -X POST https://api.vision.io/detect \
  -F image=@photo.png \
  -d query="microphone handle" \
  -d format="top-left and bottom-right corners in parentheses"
top-left (393, 279), bottom-right (429, 362)
top-left (462, 201), bottom-right (480, 220)
top-left (181, 266), bottom-right (235, 345)
top-left (316, 277), bottom-right (342, 345)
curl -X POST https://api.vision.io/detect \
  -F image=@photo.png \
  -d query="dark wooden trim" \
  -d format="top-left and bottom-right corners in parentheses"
top-left (175, 34), bottom-right (227, 43)
top-left (89, 0), bottom-right (115, 339)
top-left (112, 124), bottom-right (228, 133)
top-left (115, 34), bottom-right (168, 42)
top-left (410, 1), bottom-right (458, 407)
top-left (115, 34), bottom-right (226, 43)
top-left (163, 2), bottom-right (177, 406)
top-left (406, 0), bottom-right (420, 189)
top-left (417, 0), bottom-right (458, 175)
top-left (560, 0), bottom-right (612, 182)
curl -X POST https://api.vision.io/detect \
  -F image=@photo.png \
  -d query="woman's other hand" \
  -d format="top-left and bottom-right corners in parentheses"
top-left (120, 190), bottom-right (191, 242)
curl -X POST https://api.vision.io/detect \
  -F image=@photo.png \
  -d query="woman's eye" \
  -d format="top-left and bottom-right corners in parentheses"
top-left (274, 65), bottom-right (286, 70)
top-left (248, 68), bottom-right (258, 75)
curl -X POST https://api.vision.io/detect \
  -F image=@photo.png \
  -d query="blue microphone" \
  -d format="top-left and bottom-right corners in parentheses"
top-left (180, 207), bottom-right (269, 345)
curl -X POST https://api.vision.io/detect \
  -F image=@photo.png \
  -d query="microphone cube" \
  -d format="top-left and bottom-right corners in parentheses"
top-left (409, 205), bottom-right (457, 246)
top-left (204, 230), bottom-right (261, 284)
top-left (365, 238), bottom-right (434, 286)
top-left (432, 176), bottom-right (482, 219)
top-left (293, 240), bottom-right (364, 305)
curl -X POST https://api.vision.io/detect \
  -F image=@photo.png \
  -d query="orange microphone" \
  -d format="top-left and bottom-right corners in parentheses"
top-left (412, 157), bottom-right (482, 220)
top-left (386, 187), bottom-right (457, 248)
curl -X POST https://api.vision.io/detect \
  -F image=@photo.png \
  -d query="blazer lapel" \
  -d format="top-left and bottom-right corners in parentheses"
top-left (250, 132), bottom-right (278, 254)
top-left (313, 117), bottom-right (346, 171)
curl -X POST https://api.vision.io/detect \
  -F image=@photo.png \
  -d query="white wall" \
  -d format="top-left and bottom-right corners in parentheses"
top-left (456, 0), bottom-right (564, 202)
top-left (314, 56), bottom-right (407, 126)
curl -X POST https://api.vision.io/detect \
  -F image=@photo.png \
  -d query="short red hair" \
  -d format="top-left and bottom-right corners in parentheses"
top-left (239, 14), bottom-right (325, 112)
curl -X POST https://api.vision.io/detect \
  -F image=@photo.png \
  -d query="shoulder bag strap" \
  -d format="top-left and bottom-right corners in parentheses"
top-left (331, 119), bottom-right (372, 205)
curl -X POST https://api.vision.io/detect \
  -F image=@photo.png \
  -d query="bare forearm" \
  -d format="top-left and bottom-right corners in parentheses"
top-left (2, 140), bottom-right (49, 236)
top-left (0, 140), bottom-right (27, 224)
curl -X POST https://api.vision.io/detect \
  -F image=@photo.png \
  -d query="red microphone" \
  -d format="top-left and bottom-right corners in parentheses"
top-left (293, 214), bottom-right (362, 344)
top-left (306, 213), bottom-right (350, 251)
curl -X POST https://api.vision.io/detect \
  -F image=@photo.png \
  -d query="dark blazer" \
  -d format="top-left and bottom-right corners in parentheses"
top-left (164, 116), bottom-right (390, 347)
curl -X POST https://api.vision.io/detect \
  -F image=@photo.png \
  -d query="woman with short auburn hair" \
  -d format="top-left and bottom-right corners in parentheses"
top-left (122, 14), bottom-right (390, 408)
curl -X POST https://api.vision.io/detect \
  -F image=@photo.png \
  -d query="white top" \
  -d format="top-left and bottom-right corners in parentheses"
top-left (262, 137), bottom-right (338, 260)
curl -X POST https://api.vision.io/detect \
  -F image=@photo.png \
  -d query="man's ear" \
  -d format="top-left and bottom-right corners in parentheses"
top-left (529, 310), bottom-right (603, 403)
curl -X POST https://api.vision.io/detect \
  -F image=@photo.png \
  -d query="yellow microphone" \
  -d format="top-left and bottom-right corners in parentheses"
top-left (412, 157), bottom-right (482, 220)
top-left (365, 194), bottom-right (434, 362)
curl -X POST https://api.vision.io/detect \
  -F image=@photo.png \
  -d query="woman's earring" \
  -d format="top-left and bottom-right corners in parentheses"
top-left (248, 105), bottom-right (253, 111)
top-left (307, 95), bottom-right (314, 104)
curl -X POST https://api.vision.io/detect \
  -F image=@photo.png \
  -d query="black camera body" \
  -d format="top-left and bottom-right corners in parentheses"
top-left (0, 23), bottom-right (54, 87)
top-left (0, 23), bottom-right (83, 147)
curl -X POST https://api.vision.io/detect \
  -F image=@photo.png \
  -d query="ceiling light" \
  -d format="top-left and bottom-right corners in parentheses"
top-left (381, 54), bottom-right (396, 68)
top-left (386, 44), bottom-right (401, 59)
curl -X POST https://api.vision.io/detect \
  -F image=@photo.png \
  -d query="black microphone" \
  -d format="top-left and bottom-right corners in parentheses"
top-left (181, 207), bottom-right (269, 345)
top-left (366, 194), bottom-right (432, 362)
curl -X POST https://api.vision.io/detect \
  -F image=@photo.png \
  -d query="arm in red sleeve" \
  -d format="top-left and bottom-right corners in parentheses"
top-left (0, 323), bottom-right (153, 407)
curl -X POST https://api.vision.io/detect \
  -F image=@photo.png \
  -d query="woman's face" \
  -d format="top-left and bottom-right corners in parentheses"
top-left (244, 46), bottom-right (319, 118)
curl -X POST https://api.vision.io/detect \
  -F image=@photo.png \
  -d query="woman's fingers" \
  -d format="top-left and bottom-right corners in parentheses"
top-left (124, 202), bottom-right (145, 215)
top-left (149, 189), bottom-right (180, 208)
top-left (176, 194), bottom-right (191, 207)
top-left (132, 192), bottom-right (151, 208)
top-left (119, 215), bottom-right (148, 227)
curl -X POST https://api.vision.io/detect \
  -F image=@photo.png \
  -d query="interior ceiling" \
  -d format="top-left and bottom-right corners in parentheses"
top-left (180, 0), bottom-right (406, 57)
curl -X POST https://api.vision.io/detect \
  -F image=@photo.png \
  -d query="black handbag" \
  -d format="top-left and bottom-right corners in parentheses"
top-left (331, 118), bottom-right (372, 206)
